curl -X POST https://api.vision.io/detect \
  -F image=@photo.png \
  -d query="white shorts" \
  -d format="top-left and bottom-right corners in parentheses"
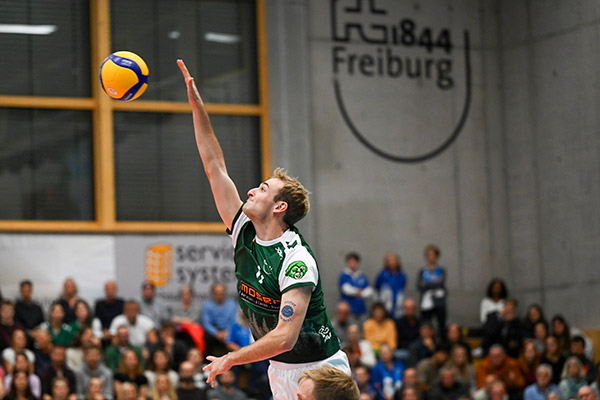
top-left (267, 350), bottom-right (351, 400)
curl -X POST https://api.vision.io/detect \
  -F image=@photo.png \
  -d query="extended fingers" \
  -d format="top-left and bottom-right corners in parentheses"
top-left (177, 59), bottom-right (191, 79)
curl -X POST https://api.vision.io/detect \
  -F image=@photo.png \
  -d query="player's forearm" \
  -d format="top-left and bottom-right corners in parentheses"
top-left (191, 109), bottom-right (227, 180)
top-left (224, 327), bottom-right (296, 367)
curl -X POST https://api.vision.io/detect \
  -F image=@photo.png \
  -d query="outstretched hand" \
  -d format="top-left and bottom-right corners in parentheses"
top-left (177, 59), bottom-right (204, 111)
top-left (202, 354), bottom-right (233, 388)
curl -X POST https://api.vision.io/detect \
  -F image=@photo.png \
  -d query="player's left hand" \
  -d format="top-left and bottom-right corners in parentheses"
top-left (202, 354), bottom-right (233, 388)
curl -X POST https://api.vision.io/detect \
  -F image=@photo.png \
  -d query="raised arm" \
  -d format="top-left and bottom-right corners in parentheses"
top-left (202, 286), bottom-right (312, 387)
top-left (177, 59), bottom-right (242, 229)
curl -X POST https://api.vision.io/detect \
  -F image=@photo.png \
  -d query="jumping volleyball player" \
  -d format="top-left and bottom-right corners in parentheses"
top-left (177, 59), bottom-right (351, 399)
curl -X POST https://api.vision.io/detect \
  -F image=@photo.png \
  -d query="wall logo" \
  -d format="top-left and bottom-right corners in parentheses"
top-left (144, 243), bottom-right (173, 287)
top-left (331, 0), bottom-right (472, 163)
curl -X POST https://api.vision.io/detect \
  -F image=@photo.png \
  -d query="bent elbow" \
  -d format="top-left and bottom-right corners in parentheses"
top-left (279, 334), bottom-right (298, 353)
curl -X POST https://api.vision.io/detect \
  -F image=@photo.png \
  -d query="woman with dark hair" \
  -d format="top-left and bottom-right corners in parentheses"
top-left (533, 321), bottom-right (549, 355)
top-left (374, 253), bottom-right (407, 320)
top-left (144, 349), bottom-right (178, 390)
top-left (551, 316), bottom-right (571, 355)
top-left (522, 304), bottom-right (546, 339)
top-left (479, 278), bottom-right (508, 324)
top-left (5, 370), bottom-right (36, 400)
top-left (517, 340), bottom-right (541, 386)
top-left (69, 300), bottom-right (103, 339)
top-left (113, 349), bottom-right (148, 399)
top-left (417, 244), bottom-right (447, 335)
top-left (541, 336), bottom-right (566, 385)
top-left (37, 303), bottom-right (74, 346)
top-left (4, 352), bottom-right (41, 398)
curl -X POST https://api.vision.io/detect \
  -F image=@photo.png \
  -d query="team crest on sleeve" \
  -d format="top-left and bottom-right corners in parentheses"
top-left (285, 261), bottom-right (308, 280)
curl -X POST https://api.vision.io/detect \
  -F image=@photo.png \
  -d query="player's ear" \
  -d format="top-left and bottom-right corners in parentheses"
top-left (273, 201), bottom-right (288, 215)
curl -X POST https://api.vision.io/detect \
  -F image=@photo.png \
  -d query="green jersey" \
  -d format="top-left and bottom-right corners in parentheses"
top-left (227, 207), bottom-right (340, 363)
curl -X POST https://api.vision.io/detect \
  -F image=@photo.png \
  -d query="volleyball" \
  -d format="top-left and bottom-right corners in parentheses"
top-left (99, 51), bottom-right (149, 101)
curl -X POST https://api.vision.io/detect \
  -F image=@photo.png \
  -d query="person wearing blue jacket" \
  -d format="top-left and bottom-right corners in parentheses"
top-left (417, 244), bottom-right (447, 337)
top-left (375, 253), bottom-right (407, 320)
top-left (339, 252), bottom-right (373, 319)
top-left (371, 344), bottom-right (405, 400)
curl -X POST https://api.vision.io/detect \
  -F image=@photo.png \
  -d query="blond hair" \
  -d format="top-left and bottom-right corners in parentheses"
top-left (298, 366), bottom-right (359, 400)
top-left (272, 168), bottom-right (310, 227)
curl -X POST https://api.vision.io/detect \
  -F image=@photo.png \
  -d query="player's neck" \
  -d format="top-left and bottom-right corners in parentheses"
top-left (252, 218), bottom-right (287, 242)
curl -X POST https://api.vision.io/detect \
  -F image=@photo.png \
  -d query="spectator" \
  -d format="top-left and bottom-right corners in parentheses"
top-left (417, 244), bottom-right (447, 335)
top-left (49, 376), bottom-right (73, 400)
top-left (74, 346), bottom-right (113, 400)
top-left (399, 386), bottom-right (420, 400)
top-left (482, 299), bottom-right (522, 358)
top-left (354, 365), bottom-right (375, 398)
top-left (170, 287), bottom-right (202, 326)
top-left (146, 322), bottom-right (189, 373)
top-left (552, 315), bottom-right (572, 355)
top-left (14, 281), bottom-right (45, 332)
top-left (113, 349), bottom-right (148, 399)
top-left (85, 377), bottom-right (104, 400)
top-left (363, 302), bottom-right (397, 353)
top-left (489, 380), bottom-right (508, 400)
top-left (103, 326), bottom-right (143, 372)
top-left (94, 282), bottom-right (125, 341)
top-left (580, 386), bottom-right (597, 400)
top-left (444, 324), bottom-right (471, 361)
top-left (56, 279), bottom-right (79, 324)
top-left (339, 252), bottom-right (373, 320)
top-left (38, 303), bottom-right (75, 346)
top-left (518, 340), bottom-right (541, 387)
top-left (559, 357), bottom-right (587, 400)
top-left (372, 344), bottom-right (405, 400)
top-left (4, 352), bottom-right (42, 398)
top-left (32, 330), bottom-right (53, 377)
top-left (201, 283), bottom-right (237, 357)
top-left (408, 322), bottom-right (438, 367)
top-left (66, 328), bottom-right (101, 372)
top-left (139, 282), bottom-right (170, 326)
top-left (39, 345), bottom-right (76, 398)
top-left (0, 364), bottom-right (6, 399)
top-left (475, 345), bottom-right (525, 394)
top-left (331, 302), bottom-right (357, 346)
top-left (176, 361), bottom-right (207, 400)
top-left (69, 301), bottom-right (102, 340)
top-left (108, 301), bottom-right (154, 348)
top-left (427, 367), bottom-right (470, 400)
top-left (415, 345), bottom-right (450, 391)
top-left (3, 329), bottom-right (35, 374)
top-left (523, 305), bottom-right (546, 340)
top-left (117, 382), bottom-right (137, 400)
top-left (149, 373), bottom-right (177, 400)
top-left (396, 298), bottom-right (421, 356)
top-left (375, 253), bottom-right (407, 320)
top-left (523, 364), bottom-right (559, 400)
top-left (541, 336), bottom-right (566, 385)
top-left (570, 336), bottom-right (597, 382)
top-left (480, 279), bottom-right (508, 324)
top-left (5, 370), bottom-right (36, 400)
top-left (472, 374), bottom-right (501, 400)
top-left (143, 349), bottom-right (178, 391)
top-left (342, 324), bottom-right (376, 369)
top-left (297, 366), bottom-right (360, 400)
top-left (185, 348), bottom-right (207, 390)
top-left (206, 369), bottom-right (247, 400)
top-left (0, 301), bottom-right (25, 352)
top-left (532, 322), bottom-right (549, 355)
top-left (448, 345), bottom-right (476, 391)
top-left (393, 368), bottom-right (422, 400)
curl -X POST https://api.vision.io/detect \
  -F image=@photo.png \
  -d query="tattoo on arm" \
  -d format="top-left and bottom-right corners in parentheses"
top-left (279, 300), bottom-right (296, 323)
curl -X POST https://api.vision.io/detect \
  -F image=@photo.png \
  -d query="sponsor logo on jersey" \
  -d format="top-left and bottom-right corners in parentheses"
top-left (285, 261), bottom-right (308, 280)
top-left (239, 281), bottom-right (281, 312)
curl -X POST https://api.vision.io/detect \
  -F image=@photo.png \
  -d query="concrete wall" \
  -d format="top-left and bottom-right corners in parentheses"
top-left (266, 0), bottom-right (600, 328)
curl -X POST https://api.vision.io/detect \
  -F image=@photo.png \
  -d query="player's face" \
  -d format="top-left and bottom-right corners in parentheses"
top-left (297, 378), bottom-right (316, 400)
top-left (244, 178), bottom-right (285, 219)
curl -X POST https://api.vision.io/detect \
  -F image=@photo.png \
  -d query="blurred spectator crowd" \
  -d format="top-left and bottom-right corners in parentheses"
top-left (0, 243), bottom-right (598, 400)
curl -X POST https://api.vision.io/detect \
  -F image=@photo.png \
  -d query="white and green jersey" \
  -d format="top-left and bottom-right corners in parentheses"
top-left (227, 206), bottom-right (340, 363)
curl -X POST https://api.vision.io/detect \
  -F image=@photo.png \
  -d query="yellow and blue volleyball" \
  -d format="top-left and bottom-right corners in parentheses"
top-left (99, 51), bottom-right (149, 101)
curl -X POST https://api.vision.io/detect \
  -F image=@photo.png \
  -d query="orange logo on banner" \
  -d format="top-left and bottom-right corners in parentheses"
top-left (144, 244), bottom-right (173, 287)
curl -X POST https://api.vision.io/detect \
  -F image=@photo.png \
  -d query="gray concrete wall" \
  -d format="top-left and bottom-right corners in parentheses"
top-left (499, 0), bottom-right (600, 329)
top-left (266, 0), bottom-right (600, 328)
